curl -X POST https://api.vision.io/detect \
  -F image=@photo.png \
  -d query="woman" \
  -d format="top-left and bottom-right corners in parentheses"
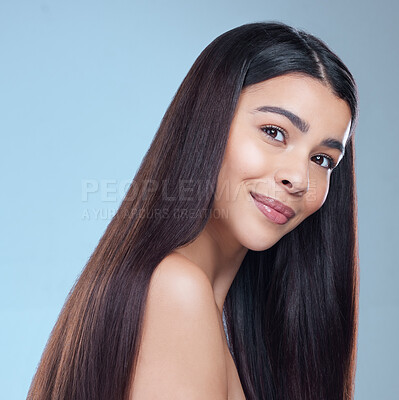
top-left (28, 22), bottom-right (359, 400)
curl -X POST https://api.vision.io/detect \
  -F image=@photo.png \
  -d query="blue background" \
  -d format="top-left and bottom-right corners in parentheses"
top-left (1, 0), bottom-right (398, 398)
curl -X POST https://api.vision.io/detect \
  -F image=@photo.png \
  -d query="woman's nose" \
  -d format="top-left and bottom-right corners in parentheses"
top-left (274, 162), bottom-right (309, 196)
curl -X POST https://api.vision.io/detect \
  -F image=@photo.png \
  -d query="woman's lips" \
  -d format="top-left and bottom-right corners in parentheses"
top-left (250, 191), bottom-right (295, 225)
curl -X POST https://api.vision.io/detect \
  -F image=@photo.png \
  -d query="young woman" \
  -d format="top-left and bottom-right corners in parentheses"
top-left (28, 22), bottom-right (359, 400)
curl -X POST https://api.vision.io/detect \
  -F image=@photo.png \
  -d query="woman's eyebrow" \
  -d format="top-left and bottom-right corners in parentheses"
top-left (254, 105), bottom-right (310, 132)
top-left (254, 105), bottom-right (344, 154)
top-left (320, 138), bottom-right (344, 154)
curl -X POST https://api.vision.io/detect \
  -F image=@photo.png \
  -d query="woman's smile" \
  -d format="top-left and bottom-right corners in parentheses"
top-left (250, 191), bottom-right (296, 225)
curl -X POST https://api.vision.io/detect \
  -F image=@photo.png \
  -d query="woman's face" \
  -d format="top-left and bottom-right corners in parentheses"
top-left (211, 73), bottom-right (352, 252)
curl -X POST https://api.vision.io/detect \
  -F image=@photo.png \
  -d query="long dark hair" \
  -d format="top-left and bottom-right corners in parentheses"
top-left (28, 22), bottom-right (359, 400)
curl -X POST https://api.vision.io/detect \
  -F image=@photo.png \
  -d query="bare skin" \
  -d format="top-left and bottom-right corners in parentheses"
top-left (130, 73), bottom-right (352, 399)
top-left (130, 252), bottom-right (245, 399)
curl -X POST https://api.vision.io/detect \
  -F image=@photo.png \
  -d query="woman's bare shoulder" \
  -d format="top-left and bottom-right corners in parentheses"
top-left (150, 251), bottom-right (214, 301)
top-left (130, 252), bottom-right (228, 399)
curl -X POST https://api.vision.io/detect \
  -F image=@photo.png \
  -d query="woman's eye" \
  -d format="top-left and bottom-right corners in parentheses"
top-left (311, 154), bottom-right (336, 170)
top-left (260, 125), bottom-right (286, 143)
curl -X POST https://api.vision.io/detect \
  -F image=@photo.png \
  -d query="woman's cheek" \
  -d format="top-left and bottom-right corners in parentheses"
top-left (304, 176), bottom-right (330, 217)
top-left (229, 138), bottom-right (270, 179)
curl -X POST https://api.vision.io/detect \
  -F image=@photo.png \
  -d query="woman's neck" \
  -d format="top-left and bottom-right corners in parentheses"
top-left (172, 216), bottom-right (248, 315)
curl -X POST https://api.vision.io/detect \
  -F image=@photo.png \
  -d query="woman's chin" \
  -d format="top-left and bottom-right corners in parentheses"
top-left (239, 232), bottom-right (282, 252)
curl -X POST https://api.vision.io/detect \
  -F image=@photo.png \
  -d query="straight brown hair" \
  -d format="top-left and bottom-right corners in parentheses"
top-left (28, 21), bottom-right (359, 400)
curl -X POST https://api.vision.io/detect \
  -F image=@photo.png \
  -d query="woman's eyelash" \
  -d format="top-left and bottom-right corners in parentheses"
top-left (260, 125), bottom-right (337, 170)
top-left (312, 154), bottom-right (336, 170)
top-left (260, 125), bottom-right (287, 142)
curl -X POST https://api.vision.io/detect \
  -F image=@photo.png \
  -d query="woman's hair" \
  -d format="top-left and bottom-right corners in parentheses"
top-left (28, 22), bottom-right (359, 400)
